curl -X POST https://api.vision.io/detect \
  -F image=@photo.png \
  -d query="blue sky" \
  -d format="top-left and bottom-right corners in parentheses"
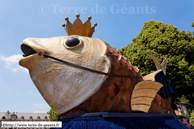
top-left (0, 0), bottom-right (193, 113)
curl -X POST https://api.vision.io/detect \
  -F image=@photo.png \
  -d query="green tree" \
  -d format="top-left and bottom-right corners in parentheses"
top-left (190, 110), bottom-right (194, 125)
top-left (49, 108), bottom-right (59, 121)
top-left (119, 20), bottom-right (194, 110)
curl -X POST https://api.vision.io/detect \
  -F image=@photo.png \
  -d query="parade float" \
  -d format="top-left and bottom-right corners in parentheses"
top-left (19, 14), bottom-right (188, 128)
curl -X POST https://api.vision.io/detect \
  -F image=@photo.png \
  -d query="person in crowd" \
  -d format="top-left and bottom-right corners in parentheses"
top-left (179, 116), bottom-right (194, 129)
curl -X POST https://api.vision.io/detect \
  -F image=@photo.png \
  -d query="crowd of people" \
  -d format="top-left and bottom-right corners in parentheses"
top-left (179, 116), bottom-right (194, 129)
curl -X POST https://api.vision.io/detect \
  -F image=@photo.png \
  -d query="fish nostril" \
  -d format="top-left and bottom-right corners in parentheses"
top-left (65, 37), bottom-right (80, 47)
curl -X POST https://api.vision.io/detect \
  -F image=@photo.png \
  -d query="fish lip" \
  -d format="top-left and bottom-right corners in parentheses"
top-left (19, 42), bottom-right (43, 67)
top-left (20, 41), bottom-right (46, 59)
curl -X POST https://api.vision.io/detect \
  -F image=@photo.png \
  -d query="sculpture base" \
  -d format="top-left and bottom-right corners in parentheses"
top-left (53, 112), bottom-right (187, 129)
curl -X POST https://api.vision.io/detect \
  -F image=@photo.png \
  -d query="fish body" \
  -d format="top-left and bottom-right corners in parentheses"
top-left (19, 35), bottom-right (171, 115)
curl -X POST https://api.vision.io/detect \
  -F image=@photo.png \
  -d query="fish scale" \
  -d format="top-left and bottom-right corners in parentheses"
top-left (60, 41), bottom-right (171, 116)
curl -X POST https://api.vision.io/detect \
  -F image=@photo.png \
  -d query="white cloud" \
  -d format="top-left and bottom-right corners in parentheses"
top-left (0, 54), bottom-right (28, 72)
top-left (0, 54), bottom-right (21, 63)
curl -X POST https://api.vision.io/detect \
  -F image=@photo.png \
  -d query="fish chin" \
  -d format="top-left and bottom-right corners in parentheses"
top-left (19, 54), bottom-right (39, 69)
top-left (30, 56), bottom-right (111, 115)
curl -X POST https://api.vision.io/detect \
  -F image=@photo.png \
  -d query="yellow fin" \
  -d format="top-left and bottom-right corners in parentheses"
top-left (149, 50), bottom-right (168, 75)
top-left (160, 58), bottom-right (168, 75)
top-left (143, 69), bottom-right (162, 81)
top-left (131, 80), bottom-right (163, 113)
top-left (149, 50), bottom-right (161, 70)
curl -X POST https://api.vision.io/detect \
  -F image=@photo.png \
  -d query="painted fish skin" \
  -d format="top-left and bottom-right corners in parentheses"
top-left (61, 42), bottom-right (144, 116)
top-left (149, 94), bottom-right (171, 113)
top-left (61, 42), bottom-right (171, 116)
top-left (19, 35), bottom-right (171, 116)
top-left (19, 36), bottom-right (111, 115)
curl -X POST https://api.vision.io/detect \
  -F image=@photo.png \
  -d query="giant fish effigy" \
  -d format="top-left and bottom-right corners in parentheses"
top-left (19, 14), bottom-right (188, 129)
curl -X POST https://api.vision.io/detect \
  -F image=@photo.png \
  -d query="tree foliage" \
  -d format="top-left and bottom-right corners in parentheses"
top-left (179, 96), bottom-right (190, 105)
top-left (119, 20), bottom-right (194, 109)
top-left (190, 110), bottom-right (194, 125)
top-left (49, 108), bottom-right (59, 121)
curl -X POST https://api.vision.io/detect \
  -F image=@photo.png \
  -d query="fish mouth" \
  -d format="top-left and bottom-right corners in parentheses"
top-left (19, 43), bottom-right (42, 68)
top-left (21, 44), bottom-right (37, 57)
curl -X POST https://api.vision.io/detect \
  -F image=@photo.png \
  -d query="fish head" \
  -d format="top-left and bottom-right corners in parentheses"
top-left (19, 35), bottom-right (111, 114)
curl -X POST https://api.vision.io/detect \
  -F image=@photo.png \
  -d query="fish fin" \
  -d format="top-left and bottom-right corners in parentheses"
top-left (149, 50), bottom-right (161, 70)
top-left (149, 50), bottom-right (168, 75)
top-left (131, 80), bottom-right (163, 113)
top-left (160, 58), bottom-right (168, 75)
top-left (143, 70), bottom-right (162, 81)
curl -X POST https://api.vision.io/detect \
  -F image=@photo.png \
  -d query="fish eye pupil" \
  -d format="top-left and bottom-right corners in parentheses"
top-left (65, 37), bottom-right (80, 47)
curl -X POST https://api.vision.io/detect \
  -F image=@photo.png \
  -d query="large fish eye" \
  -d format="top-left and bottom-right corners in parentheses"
top-left (65, 37), bottom-right (80, 47)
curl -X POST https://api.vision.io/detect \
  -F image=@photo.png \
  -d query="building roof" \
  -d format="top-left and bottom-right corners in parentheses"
top-left (0, 111), bottom-right (49, 120)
